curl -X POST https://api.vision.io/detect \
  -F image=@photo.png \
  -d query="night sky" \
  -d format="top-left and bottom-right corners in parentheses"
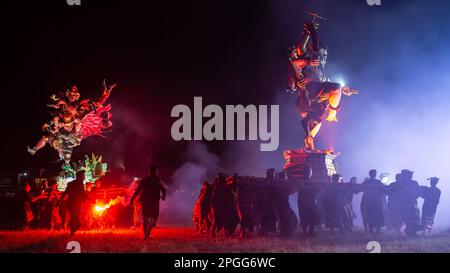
top-left (2, 0), bottom-right (450, 203)
top-left (2, 0), bottom-right (272, 177)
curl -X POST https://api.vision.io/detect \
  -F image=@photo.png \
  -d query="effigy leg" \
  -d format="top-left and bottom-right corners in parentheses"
top-left (302, 116), bottom-right (322, 151)
top-left (28, 136), bottom-right (49, 155)
top-left (304, 135), bottom-right (314, 151)
top-left (310, 121), bottom-right (322, 138)
top-left (305, 121), bottom-right (322, 150)
top-left (58, 146), bottom-right (73, 165)
top-left (326, 89), bottom-right (341, 122)
top-left (318, 82), bottom-right (342, 122)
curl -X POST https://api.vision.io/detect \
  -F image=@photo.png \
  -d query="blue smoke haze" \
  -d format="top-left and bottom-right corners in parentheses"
top-left (171, 0), bottom-right (450, 228)
top-left (278, 0), bottom-right (450, 228)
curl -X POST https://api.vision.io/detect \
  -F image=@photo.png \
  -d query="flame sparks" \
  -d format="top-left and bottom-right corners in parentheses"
top-left (92, 197), bottom-right (124, 216)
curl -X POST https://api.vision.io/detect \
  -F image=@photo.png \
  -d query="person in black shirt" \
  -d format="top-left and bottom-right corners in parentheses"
top-left (47, 182), bottom-right (62, 230)
top-left (18, 183), bottom-right (44, 230)
top-left (57, 171), bottom-right (89, 236)
top-left (361, 169), bottom-right (386, 234)
top-left (323, 173), bottom-right (347, 234)
top-left (298, 166), bottom-right (321, 236)
top-left (223, 175), bottom-right (240, 237)
top-left (193, 181), bottom-right (213, 233)
top-left (257, 169), bottom-right (278, 236)
top-left (343, 177), bottom-right (359, 232)
top-left (238, 182), bottom-right (256, 238)
top-left (387, 173), bottom-right (403, 233)
top-left (398, 169), bottom-right (421, 236)
top-left (274, 174), bottom-right (298, 238)
top-left (129, 165), bottom-right (167, 240)
top-left (210, 173), bottom-right (228, 238)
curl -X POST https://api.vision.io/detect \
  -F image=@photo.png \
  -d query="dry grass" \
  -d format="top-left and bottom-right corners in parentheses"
top-left (0, 227), bottom-right (449, 253)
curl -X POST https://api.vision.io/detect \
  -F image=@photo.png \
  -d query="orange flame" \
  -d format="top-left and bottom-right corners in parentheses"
top-left (92, 197), bottom-right (123, 216)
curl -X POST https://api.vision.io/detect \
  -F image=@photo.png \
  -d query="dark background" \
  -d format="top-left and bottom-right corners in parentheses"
top-left (2, 0), bottom-right (274, 178)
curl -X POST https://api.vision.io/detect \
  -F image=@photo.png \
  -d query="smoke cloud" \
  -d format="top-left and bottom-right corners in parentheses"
top-left (160, 0), bottom-right (450, 229)
top-left (159, 141), bottom-right (224, 225)
top-left (267, 0), bottom-right (450, 229)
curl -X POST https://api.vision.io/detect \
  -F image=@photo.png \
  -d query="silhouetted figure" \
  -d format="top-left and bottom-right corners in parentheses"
top-left (379, 174), bottom-right (391, 231)
top-left (82, 182), bottom-right (95, 230)
top-left (211, 173), bottom-right (228, 238)
top-left (58, 195), bottom-right (70, 231)
top-left (361, 169), bottom-right (385, 234)
top-left (257, 169), bottom-right (278, 236)
top-left (128, 178), bottom-right (142, 230)
top-left (37, 180), bottom-right (50, 228)
top-left (17, 183), bottom-right (43, 230)
top-left (193, 181), bottom-right (213, 233)
top-left (387, 173), bottom-right (404, 233)
top-left (57, 172), bottom-right (89, 236)
top-left (420, 177), bottom-right (441, 234)
top-left (223, 175), bottom-right (240, 237)
top-left (323, 173), bottom-right (346, 234)
top-left (238, 182), bottom-right (256, 238)
top-left (298, 166), bottom-right (321, 236)
top-left (360, 177), bottom-right (369, 232)
top-left (129, 165), bottom-right (167, 240)
top-left (47, 182), bottom-right (62, 230)
top-left (343, 177), bottom-right (358, 232)
top-left (274, 173), bottom-right (298, 238)
top-left (398, 169), bottom-right (421, 236)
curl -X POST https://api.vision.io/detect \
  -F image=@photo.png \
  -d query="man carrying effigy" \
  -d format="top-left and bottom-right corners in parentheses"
top-left (420, 177), bottom-right (441, 234)
top-left (297, 166), bottom-right (321, 236)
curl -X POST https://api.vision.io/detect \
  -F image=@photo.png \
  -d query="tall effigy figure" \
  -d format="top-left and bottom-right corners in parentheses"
top-left (28, 80), bottom-right (116, 165)
top-left (284, 12), bottom-right (358, 182)
top-left (287, 12), bottom-right (358, 151)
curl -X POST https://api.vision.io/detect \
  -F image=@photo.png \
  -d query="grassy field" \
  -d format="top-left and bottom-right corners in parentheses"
top-left (0, 227), bottom-right (449, 253)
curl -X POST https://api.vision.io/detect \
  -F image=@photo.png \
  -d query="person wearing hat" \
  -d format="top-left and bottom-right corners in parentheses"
top-left (18, 182), bottom-right (45, 230)
top-left (420, 177), bottom-right (441, 234)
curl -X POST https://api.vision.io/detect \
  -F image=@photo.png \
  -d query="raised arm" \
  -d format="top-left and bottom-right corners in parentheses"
top-left (31, 193), bottom-right (44, 203)
top-left (296, 22), bottom-right (319, 54)
top-left (297, 23), bottom-right (312, 55)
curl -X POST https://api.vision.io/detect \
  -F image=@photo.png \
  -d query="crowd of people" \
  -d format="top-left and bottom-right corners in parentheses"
top-left (15, 165), bottom-right (167, 240)
top-left (16, 173), bottom-right (120, 234)
top-left (193, 167), bottom-right (442, 238)
top-left (15, 164), bottom-right (441, 241)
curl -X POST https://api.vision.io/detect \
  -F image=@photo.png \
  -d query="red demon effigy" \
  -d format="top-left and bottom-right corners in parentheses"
top-left (28, 80), bottom-right (116, 165)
